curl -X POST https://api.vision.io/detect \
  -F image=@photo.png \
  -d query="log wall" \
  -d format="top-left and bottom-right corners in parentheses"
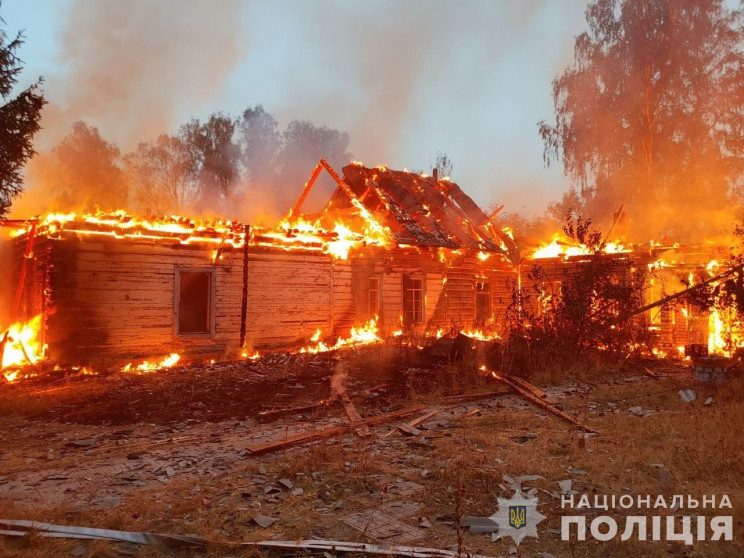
top-left (15, 235), bottom-right (518, 365)
top-left (22, 235), bottom-right (355, 364)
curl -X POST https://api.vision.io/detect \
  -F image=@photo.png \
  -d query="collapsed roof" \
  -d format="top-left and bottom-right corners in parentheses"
top-left (296, 160), bottom-right (513, 253)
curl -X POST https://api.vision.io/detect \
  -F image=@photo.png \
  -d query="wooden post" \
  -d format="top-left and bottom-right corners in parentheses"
top-left (239, 225), bottom-right (250, 350)
top-left (12, 223), bottom-right (37, 318)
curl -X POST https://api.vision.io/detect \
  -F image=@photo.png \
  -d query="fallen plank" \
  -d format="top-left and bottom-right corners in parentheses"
top-left (488, 369), bottom-right (598, 434)
top-left (246, 406), bottom-right (427, 455)
top-left (504, 374), bottom-right (550, 400)
top-left (257, 400), bottom-right (331, 417)
top-left (641, 366), bottom-right (660, 379)
top-left (441, 389), bottom-right (513, 402)
top-left (335, 384), bottom-right (372, 437)
top-left (398, 423), bottom-right (422, 436)
top-left (383, 409), bottom-right (440, 438)
top-left (0, 519), bottom-right (495, 558)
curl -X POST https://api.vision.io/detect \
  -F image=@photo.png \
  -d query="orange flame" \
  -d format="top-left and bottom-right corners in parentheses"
top-left (121, 353), bottom-right (180, 375)
top-left (299, 317), bottom-right (381, 354)
top-left (533, 234), bottom-right (629, 259)
top-left (1, 315), bottom-right (45, 382)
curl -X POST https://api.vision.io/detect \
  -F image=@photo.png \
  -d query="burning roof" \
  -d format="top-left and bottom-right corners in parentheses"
top-left (315, 162), bottom-right (513, 254)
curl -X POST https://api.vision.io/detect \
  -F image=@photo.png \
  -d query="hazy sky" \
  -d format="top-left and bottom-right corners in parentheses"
top-left (3, 0), bottom-right (592, 215)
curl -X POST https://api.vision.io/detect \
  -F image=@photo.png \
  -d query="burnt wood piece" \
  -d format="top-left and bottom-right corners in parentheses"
top-left (383, 409), bottom-right (440, 438)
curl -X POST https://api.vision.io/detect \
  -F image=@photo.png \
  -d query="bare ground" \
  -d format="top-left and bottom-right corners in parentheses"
top-left (0, 346), bottom-right (743, 557)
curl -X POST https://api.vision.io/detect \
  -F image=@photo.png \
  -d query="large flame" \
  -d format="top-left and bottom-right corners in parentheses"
top-left (11, 209), bottom-right (393, 262)
top-left (1, 315), bottom-right (45, 382)
top-left (532, 235), bottom-right (629, 259)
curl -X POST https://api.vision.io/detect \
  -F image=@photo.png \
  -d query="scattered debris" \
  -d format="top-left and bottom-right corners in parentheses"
top-left (252, 514), bottom-right (278, 528)
top-left (558, 479), bottom-right (573, 495)
top-left (705, 396), bottom-right (714, 405)
top-left (679, 389), bottom-right (696, 403)
top-left (341, 509), bottom-right (422, 543)
top-left (0, 519), bottom-right (489, 558)
top-left (503, 474), bottom-right (544, 493)
top-left (460, 516), bottom-right (498, 534)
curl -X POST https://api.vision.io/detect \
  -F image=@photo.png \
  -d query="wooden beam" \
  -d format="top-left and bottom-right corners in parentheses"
top-left (245, 405), bottom-right (426, 455)
top-left (620, 262), bottom-right (744, 321)
top-left (334, 383), bottom-right (372, 437)
top-left (291, 161), bottom-right (325, 217)
top-left (487, 369), bottom-right (597, 433)
top-left (383, 409), bottom-right (440, 438)
top-left (239, 224), bottom-right (250, 349)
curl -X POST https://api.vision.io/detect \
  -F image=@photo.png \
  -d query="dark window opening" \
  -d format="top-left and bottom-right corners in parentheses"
top-left (476, 281), bottom-right (491, 322)
top-left (403, 275), bottom-right (424, 325)
top-left (177, 270), bottom-right (213, 334)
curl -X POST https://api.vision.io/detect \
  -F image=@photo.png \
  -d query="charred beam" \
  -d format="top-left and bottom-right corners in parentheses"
top-left (620, 262), bottom-right (744, 321)
top-left (239, 225), bottom-right (250, 350)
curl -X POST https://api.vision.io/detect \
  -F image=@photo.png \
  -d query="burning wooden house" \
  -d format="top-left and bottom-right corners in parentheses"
top-left (0, 160), bottom-right (515, 370)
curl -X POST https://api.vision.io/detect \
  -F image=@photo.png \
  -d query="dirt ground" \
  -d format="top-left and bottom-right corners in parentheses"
top-left (1, 345), bottom-right (743, 558)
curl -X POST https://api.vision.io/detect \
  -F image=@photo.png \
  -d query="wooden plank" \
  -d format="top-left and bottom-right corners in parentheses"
top-left (383, 409), bottom-right (440, 438)
top-left (245, 406), bottom-right (427, 455)
top-left (488, 369), bottom-right (597, 433)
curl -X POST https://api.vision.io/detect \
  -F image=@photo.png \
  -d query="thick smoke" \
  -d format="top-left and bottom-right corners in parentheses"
top-left (13, 0), bottom-right (245, 217)
top-left (11, 1), bottom-right (563, 225)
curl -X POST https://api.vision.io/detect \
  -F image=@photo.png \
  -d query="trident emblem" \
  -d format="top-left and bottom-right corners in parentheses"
top-left (508, 505), bottom-right (526, 529)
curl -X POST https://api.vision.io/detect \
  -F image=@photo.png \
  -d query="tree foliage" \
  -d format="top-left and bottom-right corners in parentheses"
top-left (237, 105), bottom-right (281, 186)
top-left (180, 113), bottom-right (239, 201)
top-left (125, 134), bottom-right (200, 214)
top-left (434, 151), bottom-right (453, 178)
top-left (277, 120), bottom-right (352, 187)
top-left (51, 121), bottom-right (127, 210)
top-left (0, 13), bottom-right (45, 216)
top-left (539, 0), bottom-right (744, 237)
